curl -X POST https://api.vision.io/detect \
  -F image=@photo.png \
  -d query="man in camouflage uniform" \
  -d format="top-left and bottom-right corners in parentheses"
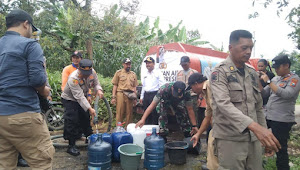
top-left (61, 59), bottom-right (103, 156)
top-left (136, 81), bottom-right (198, 138)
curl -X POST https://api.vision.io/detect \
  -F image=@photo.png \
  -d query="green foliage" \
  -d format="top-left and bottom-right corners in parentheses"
top-left (250, 1), bottom-right (300, 50)
top-left (0, 13), bottom-right (5, 37)
top-left (47, 70), bottom-right (62, 102)
top-left (263, 156), bottom-right (277, 170)
top-left (290, 51), bottom-right (300, 76)
top-left (94, 74), bottom-right (116, 122)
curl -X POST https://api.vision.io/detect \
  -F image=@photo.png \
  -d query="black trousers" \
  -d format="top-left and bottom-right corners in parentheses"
top-left (62, 98), bottom-right (93, 145)
top-left (143, 91), bottom-right (158, 125)
top-left (267, 119), bottom-right (294, 170)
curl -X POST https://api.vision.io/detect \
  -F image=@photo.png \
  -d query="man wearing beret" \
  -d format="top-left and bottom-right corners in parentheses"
top-left (61, 59), bottom-right (104, 156)
top-left (260, 54), bottom-right (300, 170)
top-left (111, 58), bottom-right (138, 127)
top-left (0, 9), bottom-right (53, 169)
top-left (140, 57), bottom-right (166, 125)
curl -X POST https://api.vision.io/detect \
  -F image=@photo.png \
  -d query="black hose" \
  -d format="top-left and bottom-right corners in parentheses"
top-left (102, 97), bottom-right (112, 132)
top-left (51, 135), bottom-right (88, 148)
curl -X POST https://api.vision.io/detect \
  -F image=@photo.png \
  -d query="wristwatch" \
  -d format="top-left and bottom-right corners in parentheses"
top-left (266, 80), bottom-right (271, 85)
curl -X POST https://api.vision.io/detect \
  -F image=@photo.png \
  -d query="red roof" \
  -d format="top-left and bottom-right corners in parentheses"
top-left (146, 42), bottom-right (229, 59)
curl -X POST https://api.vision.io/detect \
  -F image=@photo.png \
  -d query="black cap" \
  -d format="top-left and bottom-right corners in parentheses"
top-left (172, 81), bottom-right (186, 98)
top-left (123, 58), bottom-right (131, 64)
top-left (79, 59), bottom-right (93, 75)
top-left (6, 9), bottom-right (38, 32)
top-left (272, 54), bottom-right (291, 68)
top-left (187, 73), bottom-right (207, 90)
top-left (180, 56), bottom-right (190, 64)
top-left (144, 57), bottom-right (155, 63)
top-left (71, 51), bottom-right (82, 58)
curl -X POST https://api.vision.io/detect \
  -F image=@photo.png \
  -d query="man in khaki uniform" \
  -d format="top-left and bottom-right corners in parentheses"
top-left (111, 58), bottom-right (138, 127)
top-left (189, 73), bottom-right (218, 170)
top-left (61, 59), bottom-right (103, 156)
top-left (210, 30), bottom-right (281, 169)
top-left (176, 56), bottom-right (203, 127)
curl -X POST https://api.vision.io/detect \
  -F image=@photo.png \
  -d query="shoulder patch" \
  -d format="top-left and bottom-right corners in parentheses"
top-left (73, 79), bottom-right (79, 85)
top-left (290, 78), bottom-right (298, 87)
top-left (211, 71), bottom-right (219, 82)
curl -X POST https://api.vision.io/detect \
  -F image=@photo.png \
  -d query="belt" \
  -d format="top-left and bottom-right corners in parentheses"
top-left (145, 90), bottom-right (158, 94)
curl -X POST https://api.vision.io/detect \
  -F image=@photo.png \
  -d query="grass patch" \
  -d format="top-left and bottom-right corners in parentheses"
top-left (264, 127), bottom-right (300, 170)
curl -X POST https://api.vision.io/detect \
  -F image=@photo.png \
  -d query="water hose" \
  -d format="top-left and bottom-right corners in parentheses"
top-left (51, 96), bottom-right (113, 148)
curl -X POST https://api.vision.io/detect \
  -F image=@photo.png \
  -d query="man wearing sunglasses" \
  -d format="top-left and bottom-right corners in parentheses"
top-left (61, 59), bottom-right (104, 156)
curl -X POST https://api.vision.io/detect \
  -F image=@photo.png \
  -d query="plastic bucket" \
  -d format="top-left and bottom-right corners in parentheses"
top-left (165, 141), bottom-right (189, 165)
top-left (183, 137), bottom-right (201, 155)
top-left (118, 144), bottom-right (144, 170)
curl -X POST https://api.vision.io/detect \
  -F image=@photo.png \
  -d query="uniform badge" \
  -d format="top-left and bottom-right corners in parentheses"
top-left (79, 80), bottom-right (84, 85)
top-left (229, 66), bottom-right (234, 71)
top-left (279, 83), bottom-right (286, 87)
top-left (73, 79), bottom-right (79, 85)
top-left (89, 75), bottom-right (94, 79)
top-left (227, 74), bottom-right (238, 82)
top-left (290, 78), bottom-right (298, 87)
top-left (211, 71), bottom-right (219, 82)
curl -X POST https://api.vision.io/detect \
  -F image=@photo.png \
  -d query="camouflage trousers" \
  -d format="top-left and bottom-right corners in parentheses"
top-left (156, 100), bottom-right (192, 137)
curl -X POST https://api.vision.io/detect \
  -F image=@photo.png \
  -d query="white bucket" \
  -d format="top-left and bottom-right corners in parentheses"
top-left (128, 127), bottom-right (146, 159)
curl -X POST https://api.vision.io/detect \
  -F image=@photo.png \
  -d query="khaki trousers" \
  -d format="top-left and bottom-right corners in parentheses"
top-left (215, 138), bottom-right (263, 170)
top-left (207, 130), bottom-right (219, 170)
top-left (0, 112), bottom-right (55, 170)
top-left (116, 92), bottom-right (133, 127)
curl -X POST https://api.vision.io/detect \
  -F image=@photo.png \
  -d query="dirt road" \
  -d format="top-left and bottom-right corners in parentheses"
top-left (16, 105), bottom-right (300, 170)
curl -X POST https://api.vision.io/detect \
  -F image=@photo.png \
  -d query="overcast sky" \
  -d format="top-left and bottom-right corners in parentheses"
top-left (94, 0), bottom-right (299, 60)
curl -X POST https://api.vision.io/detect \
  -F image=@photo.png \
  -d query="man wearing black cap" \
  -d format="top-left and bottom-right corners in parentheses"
top-left (188, 73), bottom-right (219, 170)
top-left (136, 81), bottom-right (198, 139)
top-left (111, 58), bottom-right (138, 127)
top-left (140, 57), bottom-right (166, 125)
top-left (260, 54), bottom-right (300, 170)
top-left (177, 56), bottom-right (204, 128)
top-left (61, 50), bottom-right (83, 91)
top-left (61, 59), bottom-right (104, 156)
top-left (0, 9), bottom-right (53, 169)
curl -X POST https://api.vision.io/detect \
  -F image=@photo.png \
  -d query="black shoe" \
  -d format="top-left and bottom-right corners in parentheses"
top-left (17, 158), bottom-right (29, 167)
top-left (201, 163), bottom-right (209, 170)
top-left (67, 145), bottom-right (80, 156)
